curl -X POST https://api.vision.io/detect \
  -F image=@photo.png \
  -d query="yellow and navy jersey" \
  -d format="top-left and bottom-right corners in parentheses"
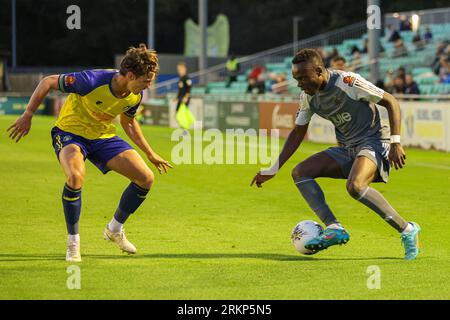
top-left (55, 69), bottom-right (142, 139)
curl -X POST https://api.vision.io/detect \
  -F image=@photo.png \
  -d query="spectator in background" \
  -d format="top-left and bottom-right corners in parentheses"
top-left (375, 79), bottom-right (386, 91)
top-left (424, 27), bottom-right (433, 43)
top-left (324, 48), bottom-right (339, 68)
top-left (256, 71), bottom-right (267, 94)
top-left (316, 47), bottom-right (327, 62)
top-left (394, 38), bottom-right (408, 57)
top-left (248, 65), bottom-right (264, 81)
top-left (348, 51), bottom-right (362, 72)
top-left (392, 76), bottom-right (406, 94)
top-left (404, 74), bottom-right (420, 94)
top-left (384, 70), bottom-right (395, 93)
top-left (412, 32), bottom-right (425, 51)
top-left (441, 64), bottom-right (450, 84)
top-left (432, 42), bottom-right (447, 74)
top-left (246, 77), bottom-right (265, 94)
top-left (247, 65), bottom-right (266, 94)
top-left (350, 45), bottom-right (361, 56)
top-left (387, 24), bottom-right (401, 43)
top-left (362, 39), bottom-right (369, 54)
top-left (397, 66), bottom-right (406, 82)
top-left (272, 72), bottom-right (289, 94)
top-left (225, 55), bottom-right (240, 88)
top-left (437, 55), bottom-right (450, 81)
top-left (399, 16), bottom-right (412, 31)
top-left (267, 72), bottom-right (278, 92)
top-left (330, 56), bottom-right (347, 71)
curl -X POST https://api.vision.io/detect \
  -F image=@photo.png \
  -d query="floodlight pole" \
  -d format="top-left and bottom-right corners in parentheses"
top-left (198, 0), bottom-right (208, 84)
top-left (147, 0), bottom-right (155, 49)
top-left (368, 0), bottom-right (380, 83)
top-left (11, 0), bottom-right (17, 69)
top-left (293, 16), bottom-right (303, 56)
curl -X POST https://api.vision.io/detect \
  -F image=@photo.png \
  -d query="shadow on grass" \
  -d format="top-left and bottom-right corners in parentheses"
top-left (0, 253), bottom-right (405, 262)
top-left (0, 253), bottom-right (64, 262)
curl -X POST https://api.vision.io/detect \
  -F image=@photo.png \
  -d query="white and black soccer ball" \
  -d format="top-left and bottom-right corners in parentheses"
top-left (291, 220), bottom-right (324, 255)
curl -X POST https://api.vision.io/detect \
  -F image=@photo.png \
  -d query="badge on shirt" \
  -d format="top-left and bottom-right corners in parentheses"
top-left (343, 75), bottom-right (356, 87)
top-left (65, 75), bottom-right (76, 86)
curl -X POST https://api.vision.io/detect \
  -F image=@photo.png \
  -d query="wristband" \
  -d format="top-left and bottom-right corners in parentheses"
top-left (390, 135), bottom-right (401, 144)
top-left (260, 159), bottom-right (280, 175)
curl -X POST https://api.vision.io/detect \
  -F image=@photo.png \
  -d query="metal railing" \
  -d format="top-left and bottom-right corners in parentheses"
top-left (385, 6), bottom-right (450, 26)
top-left (151, 21), bottom-right (367, 95)
top-left (152, 7), bottom-right (450, 96)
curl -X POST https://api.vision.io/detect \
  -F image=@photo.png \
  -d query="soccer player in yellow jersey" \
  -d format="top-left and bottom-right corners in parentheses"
top-left (7, 44), bottom-right (172, 262)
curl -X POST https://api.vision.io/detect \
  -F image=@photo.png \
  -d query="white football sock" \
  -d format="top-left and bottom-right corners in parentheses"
top-left (402, 222), bottom-right (414, 234)
top-left (68, 234), bottom-right (80, 244)
top-left (108, 217), bottom-right (123, 233)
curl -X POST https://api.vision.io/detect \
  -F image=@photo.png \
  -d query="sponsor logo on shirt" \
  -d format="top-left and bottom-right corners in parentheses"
top-left (329, 112), bottom-right (352, 126)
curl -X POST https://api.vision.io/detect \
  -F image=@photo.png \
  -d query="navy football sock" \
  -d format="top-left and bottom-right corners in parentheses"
top-left (294, 177), bottom-right (339, 226)
top-left (113, 182), bottom-right (149, 224)
top-left (62, 184), bottom-right (82, 235)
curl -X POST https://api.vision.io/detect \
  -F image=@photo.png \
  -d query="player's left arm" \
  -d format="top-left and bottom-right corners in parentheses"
top-left (120, 114), bottom-right (173, 174)
top-left (346, 73), bottom-right (406, 170)
top-left (377, 92), bottom-right (406, 170)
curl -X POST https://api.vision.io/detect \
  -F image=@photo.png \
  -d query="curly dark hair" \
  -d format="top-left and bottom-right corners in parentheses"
top-left (119, 43), bottom-right (159, 77)
top-left (292, 48), bottom-right (324, 67)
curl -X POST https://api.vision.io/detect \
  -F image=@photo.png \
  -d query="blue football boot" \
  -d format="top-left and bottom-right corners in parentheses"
top-left (401, 222), bottom-right (421, 260)
top-left (305, 227), bottom-right (350, 252)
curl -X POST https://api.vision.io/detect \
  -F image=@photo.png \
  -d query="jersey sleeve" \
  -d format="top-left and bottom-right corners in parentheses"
top-left (339, 72), bottom-right (385, 103)
top-left (295, 92), bottom-right (314, 126)
top-left (123, 94), bottom-right (143, 118)
top-left (58, 70), bottom-right (98, 96)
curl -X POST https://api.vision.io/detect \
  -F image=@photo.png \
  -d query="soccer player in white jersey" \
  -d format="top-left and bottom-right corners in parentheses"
top-left (251, 49), bottom-right (420, 260)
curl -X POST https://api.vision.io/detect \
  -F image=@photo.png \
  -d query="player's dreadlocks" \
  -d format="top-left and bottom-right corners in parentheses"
top-left (292, 48), bottom-right (325, 67)
top-left (120, 43), bottom-right (159, 77)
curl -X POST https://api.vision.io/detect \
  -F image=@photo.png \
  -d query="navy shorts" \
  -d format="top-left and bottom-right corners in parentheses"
top-left (51, 126), bottom-right (133, 174)
top-left (324, 140), bottom-right (391, 183)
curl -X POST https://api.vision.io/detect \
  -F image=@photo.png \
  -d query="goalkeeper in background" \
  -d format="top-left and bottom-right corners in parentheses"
top-left (175, 62), bottom-right (194, 132)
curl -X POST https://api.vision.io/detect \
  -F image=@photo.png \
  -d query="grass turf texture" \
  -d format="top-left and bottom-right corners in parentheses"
top-left (0, 115), bottom-right (449, 299)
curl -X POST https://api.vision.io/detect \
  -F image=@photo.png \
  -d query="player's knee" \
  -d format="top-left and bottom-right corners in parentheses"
top-left (135, 170), bottom-right (155, 190)
top-left (291, 163), bottom-right (316, 180)
top-left (291, 166), bottom-right (302, 180)
top-left (346, 180), bottom-right (367, 198)
top-left (67, 171), bottom-right (85, 189)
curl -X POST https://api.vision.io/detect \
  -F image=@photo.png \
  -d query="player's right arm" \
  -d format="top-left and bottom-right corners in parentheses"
top-left (251, 124), bottom-right (309, 188)
top-left (251, 93), bottom-right (312, 188)
top-left (7, 75), bottom-right (60, 142)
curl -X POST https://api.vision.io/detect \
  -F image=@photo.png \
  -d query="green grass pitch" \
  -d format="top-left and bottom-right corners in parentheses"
top-left (0, 115), bottom-right (449, 299)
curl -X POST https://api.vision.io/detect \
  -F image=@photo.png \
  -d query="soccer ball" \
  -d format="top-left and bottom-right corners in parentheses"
top-left (291, 220), bottom-right (324, 255)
